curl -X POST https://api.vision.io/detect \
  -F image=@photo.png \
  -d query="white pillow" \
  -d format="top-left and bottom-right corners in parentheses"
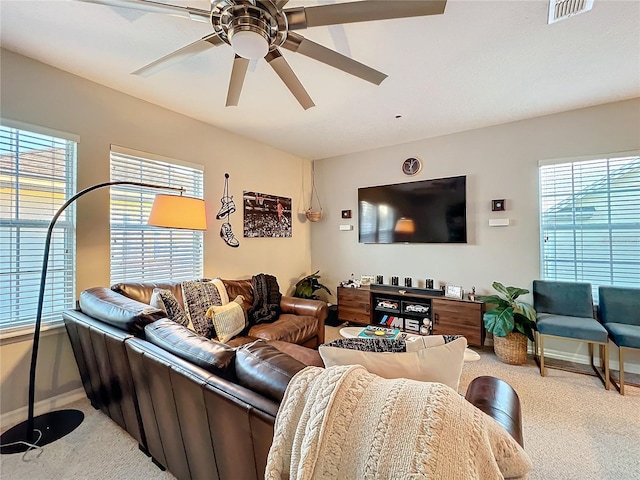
top-left (206, 295), bottom-right (246, 343)
top-left (211, 278), bottom-right (229, 305)
top-left (319, 336), bottom-right (467, 390)
top-left (404, 334), bottom-right (462, 352)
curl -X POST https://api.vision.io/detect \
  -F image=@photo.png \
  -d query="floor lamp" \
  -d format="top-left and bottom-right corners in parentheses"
top-left (0, 181), bottom-right (207, 454)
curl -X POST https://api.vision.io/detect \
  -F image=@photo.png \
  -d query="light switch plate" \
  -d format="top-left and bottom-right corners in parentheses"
top-left (489, 218), bottom-right (510, 227)
top-left (339, 224), bottom-right (353, 231)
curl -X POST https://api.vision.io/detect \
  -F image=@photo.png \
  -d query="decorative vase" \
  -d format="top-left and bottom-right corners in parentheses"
top-left (493, 332), bottom-right (528, 365)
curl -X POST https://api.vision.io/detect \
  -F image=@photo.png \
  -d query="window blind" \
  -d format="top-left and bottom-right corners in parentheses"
top-left (110, 150), bottom-right (204, 284)
top-left (539, 154), bottom-right (640, 298)
top-left (0, 125), bottom-right (77, 331)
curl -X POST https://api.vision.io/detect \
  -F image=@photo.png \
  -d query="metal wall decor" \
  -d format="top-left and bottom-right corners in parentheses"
top-left (217, 173), bottom-right (240, 247)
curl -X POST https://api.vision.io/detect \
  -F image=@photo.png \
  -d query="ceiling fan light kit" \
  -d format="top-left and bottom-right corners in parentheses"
top-left (82, 0), bottom-right (448, 108)
top-left (229, 29), bottom-right (269, 60)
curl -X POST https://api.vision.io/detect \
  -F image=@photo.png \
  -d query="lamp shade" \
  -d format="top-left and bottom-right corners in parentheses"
top-left (148, 194), bottom-right (207, 230)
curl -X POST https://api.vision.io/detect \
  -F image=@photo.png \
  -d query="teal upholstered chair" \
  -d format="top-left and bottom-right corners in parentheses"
top-left (598, 286), bottom-right (640, 395)
top-left (533, 280), bottom-right (609, 389)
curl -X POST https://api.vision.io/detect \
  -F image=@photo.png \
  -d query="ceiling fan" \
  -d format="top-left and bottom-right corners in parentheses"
top-left (81, 0), bottom-right (447, 109)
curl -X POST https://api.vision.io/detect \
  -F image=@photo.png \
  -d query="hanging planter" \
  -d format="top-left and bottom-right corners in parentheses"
top-left (305, 160), bottom-right (323, 222)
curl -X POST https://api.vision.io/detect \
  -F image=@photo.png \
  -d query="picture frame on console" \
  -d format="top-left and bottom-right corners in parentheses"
top-left (445, 284), bottom-right (464, 299)
top-left (360, 275), bottom-right (375, 286)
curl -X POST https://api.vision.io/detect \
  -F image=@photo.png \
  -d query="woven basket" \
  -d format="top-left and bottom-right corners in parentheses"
top-left (305, 209), bottom-right (322, 222)
top-left (493, 332), bottom-right (528, 365)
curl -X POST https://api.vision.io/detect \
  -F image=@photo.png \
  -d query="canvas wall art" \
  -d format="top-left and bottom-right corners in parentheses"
top-left (243, 191), bottom-right (292, 238)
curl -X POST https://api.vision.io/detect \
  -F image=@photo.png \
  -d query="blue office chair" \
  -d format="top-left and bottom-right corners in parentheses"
top-left (599, 286), bottom-right (640, 395)
top-left (533, 280), bottom-right (609, 389)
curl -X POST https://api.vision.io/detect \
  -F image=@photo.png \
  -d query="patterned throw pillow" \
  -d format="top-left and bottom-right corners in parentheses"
top-left (324, 338), bottom-right (407, 353)
top-left (206, 295), bottom-right (246, 343)
top-left (182, 280), bottom-right (223, 338)
top-left (211, 278), bottom-right (229, 305)
top-left (149, 288), bottom-right (190, 328)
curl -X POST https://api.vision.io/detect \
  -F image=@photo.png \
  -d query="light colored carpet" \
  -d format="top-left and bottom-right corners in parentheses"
top-left (2, 326), bottom-right (638, 479)
top-left (1, 398), bottom-right (176, 480)
top-left (459, 349), bottom-right (640, 480)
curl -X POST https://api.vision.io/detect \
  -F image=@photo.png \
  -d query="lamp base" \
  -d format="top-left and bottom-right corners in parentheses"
top-left (0, 409), bottom-right (84, 454)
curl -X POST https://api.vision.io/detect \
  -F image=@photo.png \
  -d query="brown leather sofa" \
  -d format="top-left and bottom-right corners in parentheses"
top-left (63, 286), bottom-right (524, 480)
top-left (111, 278), bottom-right (327, 347)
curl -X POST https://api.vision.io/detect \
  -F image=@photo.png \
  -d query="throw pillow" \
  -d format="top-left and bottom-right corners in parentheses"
top-left (182, 280), bottom-right (223, 338)
top-left (404, 334), bottom-right (464, 352)
top-left (324, 338), bottom-right (407, 353)
top-left (206, 295), bottom-right (246, 343)
top-left (211, 277), bottom-right (229, 305)
top-left (318, 336), bottom-right (467, 391)
top-left (149, 288), bottom-right (191, 329)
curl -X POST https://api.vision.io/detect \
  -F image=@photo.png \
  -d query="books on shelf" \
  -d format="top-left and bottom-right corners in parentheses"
top-left (358, 325), bottom-right (403, 340)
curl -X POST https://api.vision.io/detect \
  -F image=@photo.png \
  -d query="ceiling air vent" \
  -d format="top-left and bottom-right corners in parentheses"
top-left (548, 0), bottom-right (594, 24)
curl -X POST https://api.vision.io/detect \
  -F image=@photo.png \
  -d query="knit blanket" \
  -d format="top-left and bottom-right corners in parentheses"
top-left (265, 366), bottom-right (532, 480)
top-left (248, 273), bottom-right (282, 325)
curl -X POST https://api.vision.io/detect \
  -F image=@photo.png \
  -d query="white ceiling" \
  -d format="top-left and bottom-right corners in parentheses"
top-left (1, 0), bottom-right (639, 159)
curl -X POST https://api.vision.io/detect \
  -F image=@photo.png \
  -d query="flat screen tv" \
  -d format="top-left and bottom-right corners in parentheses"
top-left (358, 175), bottom-right (467, 244)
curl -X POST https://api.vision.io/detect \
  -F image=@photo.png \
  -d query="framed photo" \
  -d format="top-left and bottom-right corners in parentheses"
top-left (243, 191), bottom-right (292, 238)
top-left (360, 274), bottom-right (375, 286)
top-left (445, 284), bottom-right (464, 299)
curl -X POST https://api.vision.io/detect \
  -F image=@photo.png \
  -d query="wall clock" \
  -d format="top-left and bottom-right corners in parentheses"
top-left (402, 157), bottom-right (422, 176)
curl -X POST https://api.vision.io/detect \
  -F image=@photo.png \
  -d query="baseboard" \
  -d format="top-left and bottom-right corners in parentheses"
top-left (527, 345), bottom-right (640, 375)
top-left (0, 388), bottom-right (86, 431)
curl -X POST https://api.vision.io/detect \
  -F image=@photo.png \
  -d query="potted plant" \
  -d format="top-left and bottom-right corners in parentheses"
top-left (294, 270), bottom-right (332, 299)
top-left (477, 282), bottom-right (537, 365)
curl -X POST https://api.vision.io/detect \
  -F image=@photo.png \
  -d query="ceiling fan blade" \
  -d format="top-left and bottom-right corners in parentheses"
top-left (226, 55), bottom-right (250, 107)
top-left (79, 0), bottom-right (210, 22)
top-left (286, 0), bottom-right (447, 30)
top-left (132, 34), bottom-right (223, 77)
top-left (283, 32), bottom-right (386, 85)
top-left (265, 50), bottom-right (315, 110)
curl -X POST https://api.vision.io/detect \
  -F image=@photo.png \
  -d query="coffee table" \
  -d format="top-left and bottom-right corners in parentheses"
top-left (339, 326), bottom-right (481, 362)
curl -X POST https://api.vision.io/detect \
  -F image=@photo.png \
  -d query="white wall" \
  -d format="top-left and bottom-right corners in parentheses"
top-left (0, 49), bottom-right (312, 418)
top-left (312, 97), bottom-right (640, 371)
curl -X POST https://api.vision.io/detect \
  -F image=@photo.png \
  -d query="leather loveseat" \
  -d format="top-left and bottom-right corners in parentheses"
top-left (63, 285), bottom-right (525, 480)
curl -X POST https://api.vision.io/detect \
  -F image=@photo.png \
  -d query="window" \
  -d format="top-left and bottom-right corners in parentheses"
top-left (539, 153), bottom-right (640, 298)
top-left (110, 146), bottom-right (204, 284)
top-left (0, 123), bottom-right (77, 332)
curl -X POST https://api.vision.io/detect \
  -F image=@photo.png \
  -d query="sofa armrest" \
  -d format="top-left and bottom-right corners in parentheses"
top-left (280, 296), bottom-right (328, 344)
top-left (79, 287), bottom-right (165, 337)
top-left (464, 375), bottom-right (524, 447)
